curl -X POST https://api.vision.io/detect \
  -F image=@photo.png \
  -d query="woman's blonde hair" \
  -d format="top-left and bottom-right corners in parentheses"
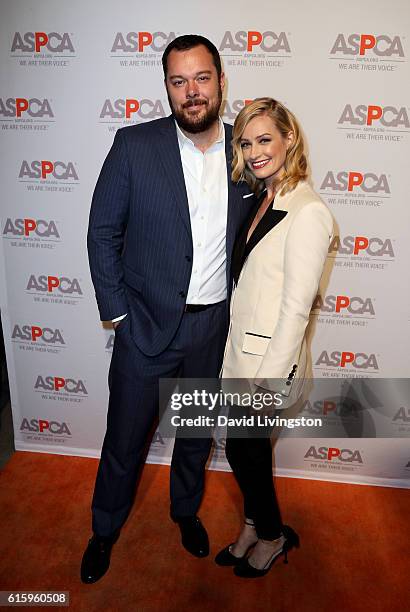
top-left (232, 97), bottom-right (307, 196)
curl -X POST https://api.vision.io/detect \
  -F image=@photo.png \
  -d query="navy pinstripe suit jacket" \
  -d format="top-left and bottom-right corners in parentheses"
top-left (87, 115), bottom-right (253, 356)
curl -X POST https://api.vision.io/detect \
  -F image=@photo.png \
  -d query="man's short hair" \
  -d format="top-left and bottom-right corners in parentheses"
top-left (162, 34), bottom-right (222, 79)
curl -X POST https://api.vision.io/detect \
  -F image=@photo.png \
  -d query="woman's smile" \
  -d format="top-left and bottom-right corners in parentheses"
top-left (251, 159), bottom-right (271, 170)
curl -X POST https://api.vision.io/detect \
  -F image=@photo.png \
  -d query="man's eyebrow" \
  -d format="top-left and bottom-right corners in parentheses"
top-left (168, 70), bottom-right (213, 79)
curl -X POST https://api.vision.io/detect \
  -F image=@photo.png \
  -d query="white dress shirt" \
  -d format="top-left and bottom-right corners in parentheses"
top-left (176, 118), bottom-right (228, 304)
top-left (112, 117), bottom-right (228, 322)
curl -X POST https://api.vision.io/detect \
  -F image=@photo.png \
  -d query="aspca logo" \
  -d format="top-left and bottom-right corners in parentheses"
top-left (12, 324), bottom-right (65, 345)
top-left (19, 160), bottom-right (78, 181)
top-left (34, 375), bottom-right (88, 394)
top-left (20, 417), bottom-right (71, 436)
top-left (320, 171), bottom-right (390, 194)
top-left (111, 31), bottom-right (176, 53)
top-left (222, 99), bottom-right (253, 121)
top-left (305, 446), bottom-right (363, 463)
top-left (338, 104), bottom-right (410, 128)
top-left (0, 98), bottom-right (54, 118)
top-left (312, 295), bottom-right (375, 316)
top-left (3, 218), bottom-right (60, 239)
top-left (315, 350), bottom-right (379, 370)
top-left (328, 235), bottom-right (394, 258)
top-left (330, 34), bottom-right (404, 58)
top-left (100, 99), bottom-right (166, 120)
top-left (11, 32), bottom-right (75, 53)
top-left (302, 399), bottom-right (358, 419)
top-left (392, 407), bottom-right (410, 423)
top-left (26, 275), bottom-right (83, 295)
top-left (219, 31), bottom-right (290, 53)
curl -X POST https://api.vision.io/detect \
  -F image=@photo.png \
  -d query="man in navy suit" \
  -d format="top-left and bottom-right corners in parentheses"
top-left (81, 35), bottom-right (252, 583)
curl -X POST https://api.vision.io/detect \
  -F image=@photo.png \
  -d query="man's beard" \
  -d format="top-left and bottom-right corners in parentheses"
top-left (169, 88), bottom-right (222, 134)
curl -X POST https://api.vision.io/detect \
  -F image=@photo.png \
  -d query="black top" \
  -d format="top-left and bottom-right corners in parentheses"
top-left (232, 191), bottom-right (288, 284)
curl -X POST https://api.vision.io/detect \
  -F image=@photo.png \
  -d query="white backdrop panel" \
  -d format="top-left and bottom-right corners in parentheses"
top-left (0, 0), bottom-right (409, 487)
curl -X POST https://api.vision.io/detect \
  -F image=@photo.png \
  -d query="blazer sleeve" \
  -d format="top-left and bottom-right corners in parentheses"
top-left (254, 199), bottom-right (333, 395)
top-left (87, 129), bottom-right (130, 321)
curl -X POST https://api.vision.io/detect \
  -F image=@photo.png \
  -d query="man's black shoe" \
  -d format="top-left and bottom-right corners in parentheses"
top-left (80, 533), bottom-right (118, 584)
top-left (176, 516), bottom-right (209, 558)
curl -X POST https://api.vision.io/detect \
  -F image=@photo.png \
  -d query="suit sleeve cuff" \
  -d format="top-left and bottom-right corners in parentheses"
top-left (112, 313), bottom-right (128, 323)
top-left (254, 377), bottom-right (293, 398)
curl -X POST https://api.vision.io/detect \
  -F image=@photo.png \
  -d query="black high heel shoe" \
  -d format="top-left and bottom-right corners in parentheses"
top-left (214, 520), bottom-right (258, 566)
top-left (233, 525), bottom-right (300, 578)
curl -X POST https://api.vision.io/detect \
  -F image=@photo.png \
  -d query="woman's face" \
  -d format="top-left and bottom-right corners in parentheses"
top-left (240, 114), bottom-right (293, 185)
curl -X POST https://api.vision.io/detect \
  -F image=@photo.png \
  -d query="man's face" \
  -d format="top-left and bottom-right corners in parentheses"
top-left (165, 44), bottom-right (225, 134)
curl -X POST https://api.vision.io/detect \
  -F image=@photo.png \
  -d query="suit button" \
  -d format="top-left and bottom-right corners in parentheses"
top-left (179, 291), bottom-right (186, 298)
top-left (185, 256), bottom-right (192, 262)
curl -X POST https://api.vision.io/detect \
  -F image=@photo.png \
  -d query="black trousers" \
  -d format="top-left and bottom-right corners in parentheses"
top-left (91, 301), bottom-right (227, 537)
top-left (225, 405), bottom-right (283, 540)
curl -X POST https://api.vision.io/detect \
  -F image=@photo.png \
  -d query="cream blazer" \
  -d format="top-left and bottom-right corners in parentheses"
top-left (221, 180), bottom-right (333, 403)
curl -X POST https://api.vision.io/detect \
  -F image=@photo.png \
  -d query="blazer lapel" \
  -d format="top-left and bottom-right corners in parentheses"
top-left (233, 191), bottom-right (288, 282)
top-left (225, 129), bottom-right (237, 273)
top-left (156, 116), bottom-right (191, 237)
top-left (245, 207), bottom-right (288, 260)
top-left (232, 195), bottom-right (260, 284)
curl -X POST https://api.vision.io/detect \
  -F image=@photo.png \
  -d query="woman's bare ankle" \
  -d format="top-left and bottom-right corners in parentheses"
top-left (248, 535), bottom-right (285, 569)
top-left (230, 520), bottom-right (258, 557)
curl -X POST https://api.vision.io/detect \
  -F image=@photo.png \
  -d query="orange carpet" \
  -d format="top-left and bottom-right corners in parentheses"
top-left (0, 452), bottom-right (408, 612)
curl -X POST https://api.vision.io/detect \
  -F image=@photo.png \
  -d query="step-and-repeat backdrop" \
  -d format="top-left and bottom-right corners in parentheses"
top-left (1, 0), bottom-right (409, 487)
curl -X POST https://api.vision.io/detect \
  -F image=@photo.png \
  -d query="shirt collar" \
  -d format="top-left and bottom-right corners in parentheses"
top-left (175, 116), bottom-right (225, 150)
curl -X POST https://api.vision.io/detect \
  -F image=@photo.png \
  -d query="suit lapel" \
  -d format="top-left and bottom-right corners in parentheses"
top-left (224, 127), bottom-right (237, 275)
top-left (154, 119), bottom-right (251, 281)
top-left (245, 207), bottom-right (288, 260)
top-left (233, 190), bottom-right (288, 282)
top-left (156, 116), bottom-right (191, 237)
top-left (232, 195), bottom-right (260, 284)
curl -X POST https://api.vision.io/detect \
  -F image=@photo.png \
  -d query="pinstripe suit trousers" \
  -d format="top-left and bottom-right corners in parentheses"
top-left (91, 301), bottom-right (227, 537)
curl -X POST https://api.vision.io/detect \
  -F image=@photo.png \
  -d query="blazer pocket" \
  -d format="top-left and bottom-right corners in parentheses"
top-left (123, 264), bottom-right (144, 293)
top-left (242, 332), bottom-right (271, 356)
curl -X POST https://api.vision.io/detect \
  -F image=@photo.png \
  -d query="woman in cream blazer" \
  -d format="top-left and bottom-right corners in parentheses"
top-left (215, 98), bottom-right (333, 578)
